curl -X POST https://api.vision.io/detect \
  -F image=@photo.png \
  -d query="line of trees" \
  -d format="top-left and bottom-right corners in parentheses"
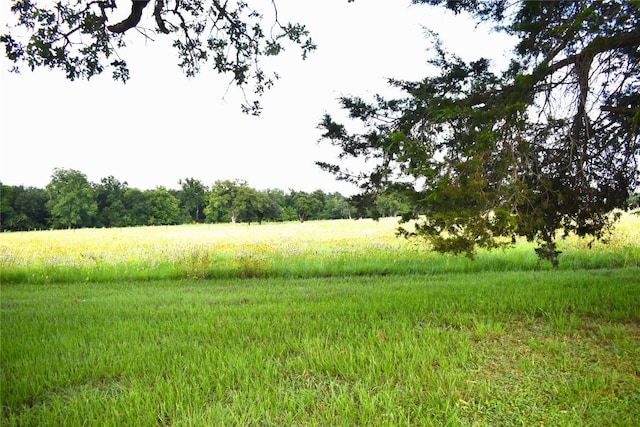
top-left (0, 168), bottom-right (409, 232)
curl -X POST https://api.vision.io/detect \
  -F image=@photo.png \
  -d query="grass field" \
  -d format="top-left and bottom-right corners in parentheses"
top-left (1, 216), bottom-right (639, 283)
top-left (1, 216), bottom-right (639, 425)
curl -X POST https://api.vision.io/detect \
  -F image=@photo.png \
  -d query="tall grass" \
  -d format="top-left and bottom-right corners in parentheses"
top-left (2, 214), bottom-right (639, 283)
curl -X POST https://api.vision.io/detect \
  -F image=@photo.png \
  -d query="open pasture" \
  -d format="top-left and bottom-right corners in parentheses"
top-left (1, 215), bottom-right (639, 283)
top-left (1, 215), bottom-right (640, 425)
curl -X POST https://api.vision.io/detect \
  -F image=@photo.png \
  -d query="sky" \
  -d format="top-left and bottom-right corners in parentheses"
top-left (0, 0), bottom-right (515, 195)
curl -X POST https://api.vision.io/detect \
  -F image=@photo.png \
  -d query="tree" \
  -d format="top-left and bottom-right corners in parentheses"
top-left (288, 190), bottom-right (325, 222)
top-left (205, 179), bottom-right (252, 224)
top-left (375, 188), bottom-right (410, 219)
top-left (319, 1), bottom-right (639, 267)
top-left (630, 192), bottom-right (640, 211)
top-left (178, 178), bottom-right (207, 223)
top-left (205, 180), bottom-right (274, 224)
top-left (0, 183), bottom-right (16, 231)
top-left (46, 168), bottom-right (97, 229)
top-left (241, 189), bottom-right (280, 224)
top-left (95, 176), bottom-right (129, 227)
top-left (144, 187), bottom-right (182, 225)
top-left (234, 185), bottom-right (264, 224)
top-left (262, 189), bottom-right (286, 222)
top-left (122, 187), bottom-right (148, 226)
top-left (1, 0), bottom-right (315, 114)
top-left (323, 192), bottom-right (353, 220)
top-left (8, 186), bottom-right (49, 231)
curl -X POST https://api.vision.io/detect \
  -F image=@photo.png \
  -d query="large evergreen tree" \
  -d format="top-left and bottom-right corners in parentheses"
top-left (319, 1), bottom-right (639, 266)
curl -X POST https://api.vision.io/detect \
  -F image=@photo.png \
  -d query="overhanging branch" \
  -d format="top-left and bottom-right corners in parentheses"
top-left (154, 0), bottom-right (170, 34)
top-left (107, 0), bottom-right (150, 34)
top-left (539, 30), bottom-right (640, 78)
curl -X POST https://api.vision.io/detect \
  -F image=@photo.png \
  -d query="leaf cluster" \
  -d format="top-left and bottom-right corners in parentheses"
top-left (1, 1), bottom-right (316, 112)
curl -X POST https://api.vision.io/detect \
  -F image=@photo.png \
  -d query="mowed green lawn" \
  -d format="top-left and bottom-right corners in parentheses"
top-left (1, 217), bottom-right (639, 425)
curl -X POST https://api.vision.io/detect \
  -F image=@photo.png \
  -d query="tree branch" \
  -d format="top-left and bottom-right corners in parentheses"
top-left (537, 3), bottom-right (600, 71)
top-left (154, 0), bottom-right (170, 34)
top-left (601, 106), bottom-right (639, 115)
top-left (541, 30), bottom-right (640, 78)
top-left (107, 0), bottom-right (150, 33)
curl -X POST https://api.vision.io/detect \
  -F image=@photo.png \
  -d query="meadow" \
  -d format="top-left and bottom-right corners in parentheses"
top-left (1, 216), bottom-right (639, 425)
top-left (1, 216), bottom-right (639, 283)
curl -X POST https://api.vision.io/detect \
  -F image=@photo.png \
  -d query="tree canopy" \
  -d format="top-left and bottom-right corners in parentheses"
top-left (319, 1), bottom-right (640, 266)
top-left (1, 169), bottom-right (359, 231)
top-left (1, 0), bottom-right (315, 113)
top-left (46, 168), bottom-right (98, 229)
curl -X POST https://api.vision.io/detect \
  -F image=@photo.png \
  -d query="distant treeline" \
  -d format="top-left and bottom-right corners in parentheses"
top-left (1, 168), bottom-right (409, 231)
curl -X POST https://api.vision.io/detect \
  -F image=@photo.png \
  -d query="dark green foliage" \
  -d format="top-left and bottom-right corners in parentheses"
top-left (319, 1), bottom-right (640, 267)
top-left (630, 192), bottom-right (640, 210)
top-left (46, 168), bottom-right (97, 229)
top-left (0, 183), bottom-right (49, 231)
top-left (205, 179), bottom-right (250, 224)
top-left (324, 191), bottom-right (354, 219)
top-left (204, 182), bottom-right (351, 225)
top-left (94, 176), bottom-right (129, 228)
top-left (261, 189), bottom-right (286, 222)
top-left (121, 188), bottom-right (148, 227)
top-left (0, 167), bottom-right (358, 231)
top-left (178, 178), bottom-right (207, 223)
top-left (203, 180), bottom-right (354, 225)
top-left (1, 0), bottom-right (316, 113)
top-left (0, 183), bottom-right (14, 230)
top-left (287, 189), bottom-right (326, 222)
top-left (145, 187), bottom-right (182, 225)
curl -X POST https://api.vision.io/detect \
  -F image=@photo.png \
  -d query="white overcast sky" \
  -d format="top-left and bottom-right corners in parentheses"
top-left (0, 0), bottom-right (515, 195)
